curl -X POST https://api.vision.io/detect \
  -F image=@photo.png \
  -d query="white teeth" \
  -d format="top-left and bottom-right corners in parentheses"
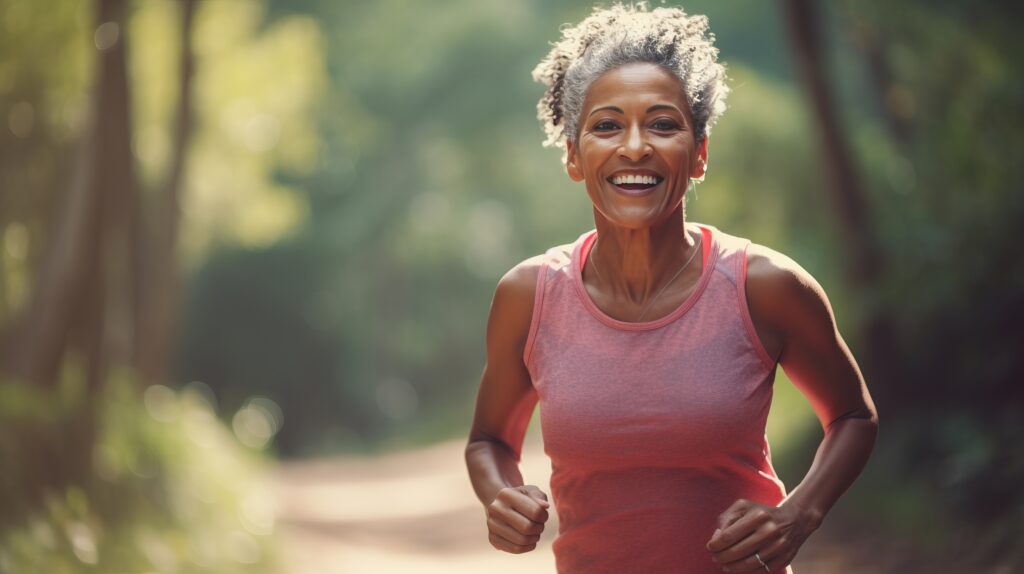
top-left (611, 174), bottom-right (660, 185)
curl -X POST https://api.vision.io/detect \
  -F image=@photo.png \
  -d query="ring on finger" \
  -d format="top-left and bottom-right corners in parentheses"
top-left (754, 551), bottom-right (770, 572)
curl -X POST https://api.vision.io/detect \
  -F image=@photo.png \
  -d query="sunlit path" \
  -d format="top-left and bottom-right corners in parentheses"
top-left (273, 434), bottom-right (963, 574)
top-left (273, 435), bottom-right (558, 573)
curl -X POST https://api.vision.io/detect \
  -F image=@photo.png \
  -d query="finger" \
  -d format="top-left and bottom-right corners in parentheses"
top-left (715, 499), bottom-right (751, 531)
top-left (716, 541), bottom-right (790, 574)
top-left (489, 498), bottom-right (547, 536)
top-left (500, 488), bottom-right (550, 525)
top-left (500, 487), bottom-right (549, 516)
top-left (752, 532), bottom-right (790, 564)
top-left (710, 510), bottom-right (744, 548)
top-left (707, 506), bottom-right (771, 552)
top-left (521, 485), bottom-right (550, 508)
top-left (488, 515), bottom-right (542, 547)
top-left (716, 551), bottom-right (771, 574)
top-left (710, 499), bottom-right (751, 547)
top-left (707, 505), bottom-right (747, 549)
top-left (715, 521), bottom-right (779, 563)
top-left (488, 531), bottom-right (537, 554)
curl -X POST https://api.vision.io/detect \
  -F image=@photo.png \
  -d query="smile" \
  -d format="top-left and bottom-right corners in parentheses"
top-left (606, 172), bottom-right (664, 197)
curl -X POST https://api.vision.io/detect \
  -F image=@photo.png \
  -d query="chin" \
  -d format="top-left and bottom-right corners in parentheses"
top-left (595, 207), bottom-right (674, 230)
top-left (594, 197), bottom-right (684, 229)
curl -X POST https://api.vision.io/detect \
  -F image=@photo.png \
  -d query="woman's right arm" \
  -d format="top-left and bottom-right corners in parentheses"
top-left (465, 257), bottom-right (551, 554)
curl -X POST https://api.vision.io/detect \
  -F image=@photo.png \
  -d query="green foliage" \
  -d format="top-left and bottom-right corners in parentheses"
top-left (832, 1), bottom-right (1024, 566)
top-left (0, 373), bottom-right (277, 573)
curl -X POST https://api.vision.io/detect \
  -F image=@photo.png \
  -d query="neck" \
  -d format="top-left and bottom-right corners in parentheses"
top-left (589, 205), bottom-right (700, 305)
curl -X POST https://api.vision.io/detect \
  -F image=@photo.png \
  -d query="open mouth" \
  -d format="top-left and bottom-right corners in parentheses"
top-left (606, 173), bottom-right (664, 196)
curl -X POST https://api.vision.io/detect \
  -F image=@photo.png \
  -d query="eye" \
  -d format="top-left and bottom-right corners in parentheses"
top-left (651, 118), bottom-right (681, 131)
top-left (592, 119), bottom-right (619, 132)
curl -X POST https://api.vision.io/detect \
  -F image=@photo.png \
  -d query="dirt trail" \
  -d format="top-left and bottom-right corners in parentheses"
top-left (272, 435), bottom-right (965, 574)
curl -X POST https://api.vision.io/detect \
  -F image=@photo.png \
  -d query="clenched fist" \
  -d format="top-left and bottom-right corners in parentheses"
top-left (485, 484), bottom-right (551, 554)
top-left (706, 498), bottom-right (822, 573)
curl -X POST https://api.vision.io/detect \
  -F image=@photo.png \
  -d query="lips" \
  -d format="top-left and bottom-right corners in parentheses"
top-left (606, 171), bottom-right (664, 197)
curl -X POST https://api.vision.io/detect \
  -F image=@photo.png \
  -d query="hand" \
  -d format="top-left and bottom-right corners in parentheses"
top-left (486, 484), bottom-right (550, 554)
top-left (705, 498), bottom-right (822, 573)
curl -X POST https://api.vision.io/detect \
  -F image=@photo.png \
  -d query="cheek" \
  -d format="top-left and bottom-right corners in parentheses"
top-left (661, 141), bottom-right (696, 171)
top-left (577, 147), bottom-right (617, 179)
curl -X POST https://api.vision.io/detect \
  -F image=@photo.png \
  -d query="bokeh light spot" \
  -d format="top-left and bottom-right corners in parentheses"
top-left (232, 399), bottom-right (280, 449)
top-left (66, 522), bottom-right (98, 565)
top-left (94, 21), bottom-right (120, 51)
top-left (143, 384), bottom-right (178, 423)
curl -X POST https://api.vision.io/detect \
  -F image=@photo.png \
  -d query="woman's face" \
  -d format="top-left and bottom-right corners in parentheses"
top-left (566, 62), bottom-right (707, 229)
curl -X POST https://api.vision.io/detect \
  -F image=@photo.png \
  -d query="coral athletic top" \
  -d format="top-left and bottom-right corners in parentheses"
top-left (520, 223), bottom-right (792, 574)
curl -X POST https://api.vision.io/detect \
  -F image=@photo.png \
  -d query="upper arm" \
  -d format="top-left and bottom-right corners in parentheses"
top-left (466, 256), bottom-right (545, 460)
top-left (745, 244), bottom-right (878, 431)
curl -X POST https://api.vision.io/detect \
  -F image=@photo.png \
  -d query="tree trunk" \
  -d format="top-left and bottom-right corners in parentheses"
top-left (782, 0), bottom-right (901, 394)
top-left (846, 16), bottom-right (913, 150)
top-left (134, 0), bottom-right (198, 384)
top-left (0, 0), bottom-right (138, 391)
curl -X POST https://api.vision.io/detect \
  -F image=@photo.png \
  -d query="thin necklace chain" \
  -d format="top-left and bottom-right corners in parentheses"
top-left (588, 229), bottom-right (703, 322)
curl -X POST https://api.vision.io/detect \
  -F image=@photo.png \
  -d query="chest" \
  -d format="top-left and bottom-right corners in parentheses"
top-left (531, 311), bottom-right (775, 468)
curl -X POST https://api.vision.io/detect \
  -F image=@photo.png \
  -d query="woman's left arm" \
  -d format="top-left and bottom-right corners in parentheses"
top-left (706, 244), bottom-right (879, 573)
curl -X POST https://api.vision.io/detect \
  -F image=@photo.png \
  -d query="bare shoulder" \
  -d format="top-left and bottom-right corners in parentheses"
top-left (495, 255), bottom-right (545, 302)
top-left (494, 243), bottom-right (572, 300)
top-left (746, 243), bottom-right (825, 299)
top-left (489, 243), bottom-right (572, 346)
top-left (745, 242), bottom-right (838, 345)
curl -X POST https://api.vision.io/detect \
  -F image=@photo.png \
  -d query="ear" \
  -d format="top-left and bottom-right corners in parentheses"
top-left (690, 136), bottom-right (709, 179)
top-left (565, 139), bottom-right (584, 182)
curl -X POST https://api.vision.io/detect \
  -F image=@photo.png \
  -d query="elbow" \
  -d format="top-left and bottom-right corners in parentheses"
top-left (825, 406), bottom-right (878, 435)
top-left (865, 403), bottom-right (879, 430)
top-left (465, 435), bottom-right (489, 460)
top-left (465, 431), bottom-right (511, 458)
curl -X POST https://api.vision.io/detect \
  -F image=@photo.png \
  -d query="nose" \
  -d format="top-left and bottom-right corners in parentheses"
top-left (618, 124), bottom-right (652, 161)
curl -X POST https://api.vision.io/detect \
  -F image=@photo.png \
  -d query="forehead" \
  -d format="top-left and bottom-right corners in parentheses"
top-left (582, 62), bottom-right (690, 115)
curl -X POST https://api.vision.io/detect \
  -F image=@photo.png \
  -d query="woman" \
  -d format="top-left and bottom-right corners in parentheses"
top-left (464, 4), bottom-right (878, 573)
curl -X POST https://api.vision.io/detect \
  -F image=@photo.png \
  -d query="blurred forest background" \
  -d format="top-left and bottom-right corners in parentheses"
top-left (0, 0), bottom-right (1021, 572)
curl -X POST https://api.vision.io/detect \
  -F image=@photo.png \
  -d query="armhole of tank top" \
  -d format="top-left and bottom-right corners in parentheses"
top-left (522, 259), bottom-right (548, 373)
top-left (738, 242), bottom-right (778, 370)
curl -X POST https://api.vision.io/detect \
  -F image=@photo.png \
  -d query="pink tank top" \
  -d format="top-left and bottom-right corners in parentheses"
top-left (523, 223), bottom-right (792, 574)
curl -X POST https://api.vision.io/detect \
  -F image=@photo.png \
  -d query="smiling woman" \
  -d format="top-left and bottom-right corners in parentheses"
top-left (566, 62), bottom-right (706, 237)
top-left (464, 4), bottom-right (878, 574)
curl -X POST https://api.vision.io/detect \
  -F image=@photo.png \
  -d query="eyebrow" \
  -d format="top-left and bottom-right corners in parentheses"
top-left (587, 104), bottom-right (684, 117)
top-left (646, 104), bottom-right (683, 114)
top-left (588, 105), bottom-right (624, 117)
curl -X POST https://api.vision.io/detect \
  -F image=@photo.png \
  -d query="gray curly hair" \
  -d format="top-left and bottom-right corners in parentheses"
top-left (532, 3), bottom-right (729, 159)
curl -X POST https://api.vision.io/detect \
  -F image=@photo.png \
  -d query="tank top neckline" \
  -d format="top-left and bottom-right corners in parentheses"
top-left (571, 223), bottom-right (719, 331)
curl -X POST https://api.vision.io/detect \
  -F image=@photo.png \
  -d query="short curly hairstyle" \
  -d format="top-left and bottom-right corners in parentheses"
top-left (532, 2), bottom-right (729, 159)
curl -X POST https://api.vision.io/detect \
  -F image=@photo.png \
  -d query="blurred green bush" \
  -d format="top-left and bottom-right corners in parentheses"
top-left (0, 372), bottom-right (278, 573)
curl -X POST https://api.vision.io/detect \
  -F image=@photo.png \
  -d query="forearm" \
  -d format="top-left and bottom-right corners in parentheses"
top-left (781, 414), bottom-right (878, 525)
top-left (465, 438), bottom-right (526, 507)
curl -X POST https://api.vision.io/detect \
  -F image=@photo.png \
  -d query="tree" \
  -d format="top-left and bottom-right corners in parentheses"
top-left (1, 0), bottom-right (198, 391)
